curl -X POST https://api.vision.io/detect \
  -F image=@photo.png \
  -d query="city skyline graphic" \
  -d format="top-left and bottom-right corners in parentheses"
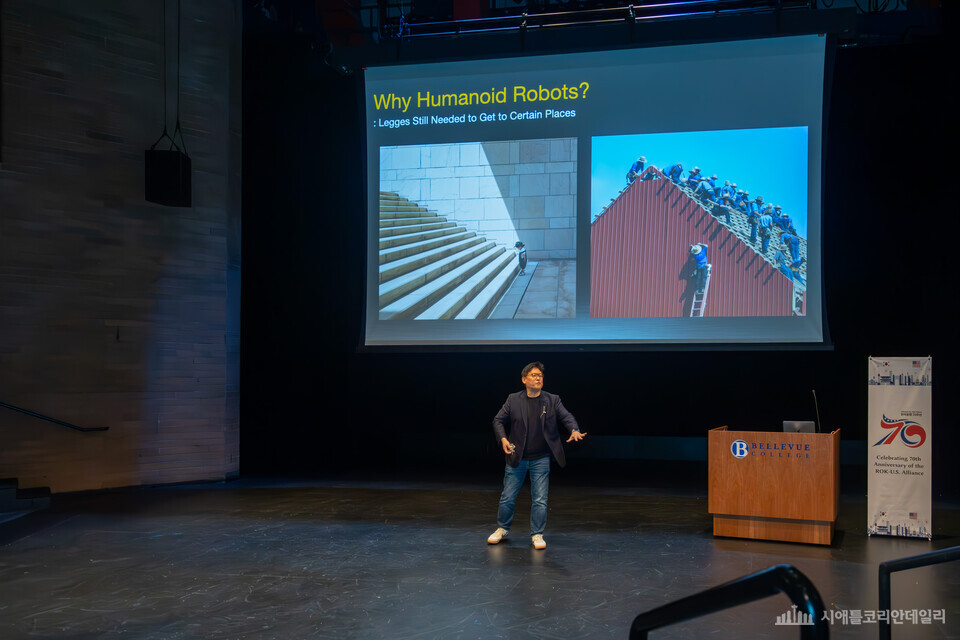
top-left (775, 604), bottom-right (814, 626)
top-left (868, 357), bottom-right (932, 386)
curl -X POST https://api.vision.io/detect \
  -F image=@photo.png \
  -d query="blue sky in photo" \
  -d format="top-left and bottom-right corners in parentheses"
top-left (591, 127), bottom-right (808, 237)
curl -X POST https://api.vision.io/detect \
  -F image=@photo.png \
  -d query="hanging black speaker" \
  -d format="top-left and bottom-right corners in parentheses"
top-left (145, 148), bottom-right (192, 207)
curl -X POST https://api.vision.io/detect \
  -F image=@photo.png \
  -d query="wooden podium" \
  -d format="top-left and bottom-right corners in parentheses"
top-left (708, 426), bottom-right (840, 545)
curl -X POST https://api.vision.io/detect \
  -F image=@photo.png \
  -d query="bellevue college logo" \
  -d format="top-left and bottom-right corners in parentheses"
top-left (873, 415), bottom-right (926, 448)
top-left (731, 440), bottom-right (748, 458)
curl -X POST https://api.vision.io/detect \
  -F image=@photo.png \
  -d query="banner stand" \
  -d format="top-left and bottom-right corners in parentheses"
top-left (866, 356), bottom-right (932, 539)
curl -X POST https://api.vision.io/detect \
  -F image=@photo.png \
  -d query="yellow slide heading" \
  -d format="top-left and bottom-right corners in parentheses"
top-left (372, 83), bottom-right (591, 113)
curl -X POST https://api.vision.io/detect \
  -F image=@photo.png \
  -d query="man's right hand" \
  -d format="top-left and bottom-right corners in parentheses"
top-left (501, 438), bottom-right (516, 455)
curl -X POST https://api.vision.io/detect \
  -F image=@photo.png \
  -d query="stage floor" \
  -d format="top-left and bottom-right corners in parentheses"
top-left (1, 476), bottom-right (958, 639)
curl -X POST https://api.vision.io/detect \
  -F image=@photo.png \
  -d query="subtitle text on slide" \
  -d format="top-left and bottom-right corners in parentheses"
top-left (373, 109), bottom-right (577, 129)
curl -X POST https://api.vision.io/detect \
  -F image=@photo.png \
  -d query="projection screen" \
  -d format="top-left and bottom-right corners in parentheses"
top-left (364, 35), bottom-right (826, 346)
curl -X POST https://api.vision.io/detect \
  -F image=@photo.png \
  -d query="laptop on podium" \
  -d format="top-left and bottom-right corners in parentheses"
top-left (783, 420), bottom-right (816, 433)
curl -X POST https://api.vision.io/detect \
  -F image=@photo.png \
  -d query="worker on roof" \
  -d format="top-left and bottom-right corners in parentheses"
top-left (720, 180), bottom-right (737, 201)
top-left (664, 162), bottom-right (683, 183)
top-left (746, 202), bottom-right (760, 244)
top-left (720, 192), bottom-right (735, 208)
top-left (715, 201), bottom-right (731, 224)
top-left (774, 248), bottom-right (806, 285)
top-left (758, 207), bottom-right (774, 252)
top-left (774, 205), bottom-right (797, 236)
top-left (695, 172), bottom-right (718, 196)
top-left (780, 231), bottom-right (803, 268)
top-left (626, 156), bottom-right (646, 184)
top-left (694, 175), bottom-right (717, 204)
top-left (684, 166), bottom-right (702, 189)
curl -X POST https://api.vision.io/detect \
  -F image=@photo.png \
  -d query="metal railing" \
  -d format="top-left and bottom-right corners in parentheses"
top-left (0, 401), bottom-right (108, 432)
top-left (878, 545), bottom-right (960, 640)
top-left (630, 564), bottom-right (828, 639)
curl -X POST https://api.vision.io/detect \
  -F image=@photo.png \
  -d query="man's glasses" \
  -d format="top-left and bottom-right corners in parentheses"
top-left (526, 373), bottom-right (543, 379)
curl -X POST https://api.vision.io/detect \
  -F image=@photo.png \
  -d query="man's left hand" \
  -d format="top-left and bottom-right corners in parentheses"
top-left (566, 430), bottom-right (587, 443)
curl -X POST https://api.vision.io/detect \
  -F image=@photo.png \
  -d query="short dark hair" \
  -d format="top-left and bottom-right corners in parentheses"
top-left (522, 361), bottom-right (544, 377)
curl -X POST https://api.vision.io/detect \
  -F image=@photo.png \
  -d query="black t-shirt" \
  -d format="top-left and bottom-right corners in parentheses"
top-left (522, 394), bottom-right (550, 459)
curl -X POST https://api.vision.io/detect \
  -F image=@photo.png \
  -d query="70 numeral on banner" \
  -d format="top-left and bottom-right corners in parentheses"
top-left (874, 416), bottom-right (926, 448)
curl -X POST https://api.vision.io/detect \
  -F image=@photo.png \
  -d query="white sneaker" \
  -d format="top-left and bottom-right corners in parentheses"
top-left (531, 534), bottom-right (546, 550)
top-left (487, 527), bottom-right (508, 544)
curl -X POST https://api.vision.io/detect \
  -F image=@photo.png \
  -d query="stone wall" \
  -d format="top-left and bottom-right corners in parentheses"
top-left (380, 138), bottom-right (577, 260)
top-left (0, 0), bottom-right (241, 493)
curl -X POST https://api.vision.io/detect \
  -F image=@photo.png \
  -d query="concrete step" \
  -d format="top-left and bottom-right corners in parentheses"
top-left (379, 236), bottom-right (487, 283)
top-left (376, 190), bottom-right (523, 319)
top-left (379, 230), bottom-right (477, 265)
top-left (379, 221), bottom-right (456, 238)
top-left (488, 261), bottom-right (539, 319)
top-left (417, 250), bottom-right (516, 320)
top-left (379, 203), bottom-right (429, 213)
top-left (378, 225), bottom-right (465, 251)
top-left (379, 240), bottom-right (498, 308)
top-left (379, 247), bottom-right (506, 320)
top-left (379, 210), bottom-right (437, 220)
top-left (379, 215), bottom-right (445, 227)
top-left (455, 257), bottom-right (521, 319)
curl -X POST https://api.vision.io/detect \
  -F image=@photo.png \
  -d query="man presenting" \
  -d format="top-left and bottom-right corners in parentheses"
top-left (487, 362), bottom-right (586, 550)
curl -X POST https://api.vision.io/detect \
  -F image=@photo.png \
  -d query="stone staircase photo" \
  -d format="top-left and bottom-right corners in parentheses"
top-left (378, 192), bottom-right (519, 319)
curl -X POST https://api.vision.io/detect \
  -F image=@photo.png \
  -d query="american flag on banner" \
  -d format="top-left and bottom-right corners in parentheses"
top-left (909, 512), bottom-right (918, 519)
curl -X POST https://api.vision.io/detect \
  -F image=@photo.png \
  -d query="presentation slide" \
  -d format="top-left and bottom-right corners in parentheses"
top-left (364, 35), bottom-right (825, 346)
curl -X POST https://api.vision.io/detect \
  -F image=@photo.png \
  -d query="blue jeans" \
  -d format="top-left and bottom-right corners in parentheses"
top-left (789, 243), bottom-right (800, 265)
top-left (497, 456), bottom-right (550, 536)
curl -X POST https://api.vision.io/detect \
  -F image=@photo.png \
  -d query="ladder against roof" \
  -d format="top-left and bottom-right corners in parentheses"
top-left (690, 264), bottom-right (712, 317)
top-left (792, 281), bottom-right (805, 316)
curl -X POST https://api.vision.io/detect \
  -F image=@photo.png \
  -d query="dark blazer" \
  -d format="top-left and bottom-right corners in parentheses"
top-left (492, 390), bottom-right (580, 468)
